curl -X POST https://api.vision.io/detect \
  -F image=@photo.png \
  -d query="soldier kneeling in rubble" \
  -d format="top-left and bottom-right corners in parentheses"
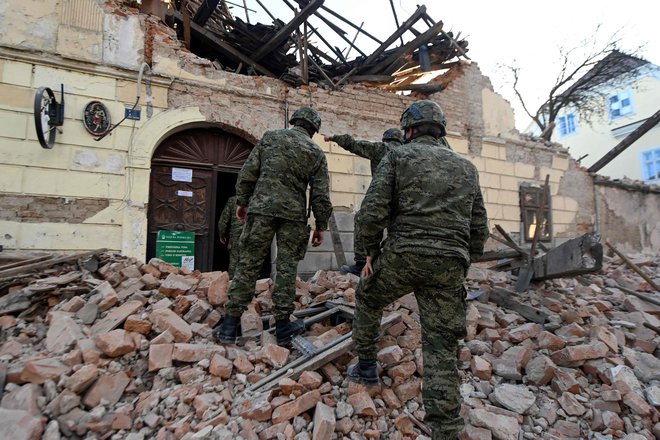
top-left (213, 106), bottom-right (333, 347)
top-left (347, 100), bottom-right (489, 439)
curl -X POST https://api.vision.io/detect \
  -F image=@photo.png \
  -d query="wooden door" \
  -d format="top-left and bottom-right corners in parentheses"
top-left (147, 128), bottom-right (252, 272)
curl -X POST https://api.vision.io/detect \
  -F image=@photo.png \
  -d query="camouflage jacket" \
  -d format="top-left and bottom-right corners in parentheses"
top-left (356, 135), bottom-right (488, 265)
top-left (217, 196), bottom-right (243, 248)
top-left (236, 126), bottom-right (333, 230)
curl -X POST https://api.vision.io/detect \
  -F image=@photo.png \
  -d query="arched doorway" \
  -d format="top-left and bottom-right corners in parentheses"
top-left (146, 127), bottom-right (253, 272)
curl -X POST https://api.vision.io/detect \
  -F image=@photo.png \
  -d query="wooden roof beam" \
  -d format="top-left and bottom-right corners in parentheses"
top-left (357, 5), bottom-right (426, 72)
top-left (290, 0), bottom-right (383, 45)
top-left (366, 20), bottom-right (443, 75)
top-left (168, 10), bottom-right (276, 77)
top-left (192, 0), bottom-right (220, 26)
top-left (588, 109), bottom-right (660, 173)
top-left (251, 0), bottom-right (325, 62)
top-left (286, 0), bottom-right (367, 59)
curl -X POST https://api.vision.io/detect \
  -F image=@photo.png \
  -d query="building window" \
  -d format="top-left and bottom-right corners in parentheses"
top-left (608, 90), bottom-right (634, 119)
top-left (520, 185), bottom-right (552, 242)
top-left (557, 113), bottom-right (577, 137)
top-left (640, 147), bottom-right (660, 183)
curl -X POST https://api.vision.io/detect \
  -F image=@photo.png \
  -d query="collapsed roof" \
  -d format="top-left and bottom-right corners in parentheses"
top-left (165, 0), bottom-right (469, 92)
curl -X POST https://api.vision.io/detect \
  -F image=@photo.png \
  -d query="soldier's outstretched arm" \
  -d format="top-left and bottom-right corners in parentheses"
top-left (310, 154), bottom-right (333, 231)
top-left (349, 140), bottom-right (385, 162)
top-left (235, 142), bottom-right (262, 207)
top-left (356, 151), bottom-right (396, 256)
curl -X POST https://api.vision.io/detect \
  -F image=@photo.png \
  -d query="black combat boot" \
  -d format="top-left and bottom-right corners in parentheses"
top-left (276, 319), bottom-right (306, 346)
top-left (212, 315), bottom-right (241, 344)
top-left (347, 359), bottom-right (379, 385)
top-left (340, 261), bottom-right (365, 276)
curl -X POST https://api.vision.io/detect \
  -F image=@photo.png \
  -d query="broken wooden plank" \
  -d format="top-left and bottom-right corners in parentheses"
top-left (531, 232), bottom-right (603, 281)
top-left (357, 6), bottom-right (426, 71)
top-left (328, 213), bottom-right (347, 268)
top-left (247, 312), bottom-right (402, 393)
top-left (0, 255), bottom-right (54, 272)
top-left (614, 285), bottom-right (660, 307)
top-left (605, 241), bottom-right (659, 292)
top-left (487, 258), bottom-right (526, 272)
top-left (315, 3), bottom-right (383, 44)
top-left (251, 0), bottom-right (324, 62)
top-left (366, 20), bottom-right (444, 75)
top-left (0, 249), bottom-right (107, 280)
top-left (381, 83), bottom-right (443, 94)
top-left (192, 0), bottom-right (220, 26)
top-left (495, 224), bottom-right (528, 256)
top-left (588, 109), bottom-right (660, 173)
top-left (489, 233), bottom-right (524, 253)
top-left (168, 10), bottom-right (277, 77)
top-left (489, 287), bottom-right (549, 324)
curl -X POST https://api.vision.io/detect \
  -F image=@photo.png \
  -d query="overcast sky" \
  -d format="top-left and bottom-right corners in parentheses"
top-left (239, 0), bottom-right (659, 131)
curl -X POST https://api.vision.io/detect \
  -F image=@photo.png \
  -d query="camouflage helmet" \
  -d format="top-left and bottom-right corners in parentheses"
top-left (400, 100), bottom-right (446, 132)
top-left (290, 106), bottom-right (322, 133)
top-left (381, 128), bottom-right (404, 144)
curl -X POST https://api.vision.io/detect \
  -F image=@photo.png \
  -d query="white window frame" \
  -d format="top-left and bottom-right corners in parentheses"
top-left (557, 112), bottom-right (577, 137)
top-left (608, 89), bottom-right (635, 120)
top-left (639, 147), bottom-right (660, 183)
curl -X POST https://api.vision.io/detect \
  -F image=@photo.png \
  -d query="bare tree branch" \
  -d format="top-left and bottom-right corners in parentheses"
top-left (503, 26), bottom-right (648, 141)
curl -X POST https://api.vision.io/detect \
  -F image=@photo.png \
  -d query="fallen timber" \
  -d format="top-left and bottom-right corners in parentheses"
top-left (477, 229), bottom-right (603, 291)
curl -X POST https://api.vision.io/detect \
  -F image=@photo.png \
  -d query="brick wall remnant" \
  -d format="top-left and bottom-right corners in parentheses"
top-left (0, 196), bottom-right (110, 223)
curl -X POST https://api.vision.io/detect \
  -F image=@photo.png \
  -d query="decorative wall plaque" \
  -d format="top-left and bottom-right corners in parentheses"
top-left (83, 101), bottom-right (111, 136)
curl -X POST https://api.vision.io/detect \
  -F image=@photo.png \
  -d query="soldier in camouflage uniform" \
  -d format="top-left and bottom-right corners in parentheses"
top-left (217, 195), bottom-right (243, 278)
top-left (324, 128), bottom-right (404, 276)
top-left (347, 100), bottom-right (489, 439)
top-left (213, 107), bottom-right (333, 347)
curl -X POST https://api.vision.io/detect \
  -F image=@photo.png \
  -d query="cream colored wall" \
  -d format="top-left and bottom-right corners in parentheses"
top-left (482, 88), bottom-right (516, 137)
top-left (0, 56), bottom-right (169, 254)
top-left (555, 74), bottom-right (660, 180)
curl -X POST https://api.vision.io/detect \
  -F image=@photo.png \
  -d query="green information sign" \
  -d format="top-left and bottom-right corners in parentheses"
top-left (155, 230), bottom-right (195, 271)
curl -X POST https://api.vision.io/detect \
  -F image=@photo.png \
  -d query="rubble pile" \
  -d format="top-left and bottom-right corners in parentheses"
top-left (0, 251), bottom-right (658, 440)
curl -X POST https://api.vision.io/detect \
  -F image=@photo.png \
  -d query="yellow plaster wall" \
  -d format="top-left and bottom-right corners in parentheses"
top-left (0, 57), bottom-right (170, 255)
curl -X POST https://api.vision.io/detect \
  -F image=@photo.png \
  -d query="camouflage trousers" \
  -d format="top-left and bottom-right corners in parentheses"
top-left (353, 251), bottom-right (467, 439)
top-left (227, 234), bottom-right (241, 278)
top-left (225, 214), bottom-right (309, 321)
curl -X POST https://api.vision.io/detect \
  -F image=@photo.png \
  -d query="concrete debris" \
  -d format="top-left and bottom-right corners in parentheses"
top-left (0, 251), bottom-right (658, 439)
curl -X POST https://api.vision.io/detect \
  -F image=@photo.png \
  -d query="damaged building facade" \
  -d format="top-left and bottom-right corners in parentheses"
top-left (0, 0), bottom-right (658, 274)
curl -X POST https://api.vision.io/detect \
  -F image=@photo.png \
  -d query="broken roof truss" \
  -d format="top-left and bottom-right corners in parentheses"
top-left (165, 0), bottom-right (469, 91)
